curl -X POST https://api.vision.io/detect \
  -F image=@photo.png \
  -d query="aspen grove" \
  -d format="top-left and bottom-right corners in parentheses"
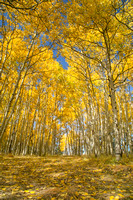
top-left (0, 0), bottom-right (133, 161)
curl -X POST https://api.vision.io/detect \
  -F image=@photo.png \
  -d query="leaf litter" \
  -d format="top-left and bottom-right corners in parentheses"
top-left (0, 155), bottom-right (133, 199)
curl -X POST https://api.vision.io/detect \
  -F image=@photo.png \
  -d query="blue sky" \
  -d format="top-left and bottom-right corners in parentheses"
top-left (56, 55), bottom-right (69, 69)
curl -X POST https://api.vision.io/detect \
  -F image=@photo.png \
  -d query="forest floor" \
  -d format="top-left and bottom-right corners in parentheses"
top-left (0, 155), bottom-right (133, 200)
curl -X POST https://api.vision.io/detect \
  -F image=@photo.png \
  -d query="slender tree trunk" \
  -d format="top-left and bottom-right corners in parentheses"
top-left (103, 30), bottom-right (120, 160)
top-left (110, 77), bottom-right (120, 160)
top-left (129, 85), bottom-right (133, 153)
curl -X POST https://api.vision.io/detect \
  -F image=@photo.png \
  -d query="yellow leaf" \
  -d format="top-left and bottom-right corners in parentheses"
top-left (77, 185), bottom-right (82, 188)
top-left (24, 190), bottom-right (29, 193)
top-left (30, 191), bottom-right (35, 194)
top-left (114, 196), bottom-right (119, 200)
top-left (118, 194), bottom-right (124, 197)
top-left (109, 196), bottom-right (114, 200)
top-left (30, 185), bottom-right (34, 187)
top-left (27, 196), bottom-right (33, 199)
top-left (29, 89), bottom-right (32, 96)
top-left (82, 192), bottom-right (89, 196)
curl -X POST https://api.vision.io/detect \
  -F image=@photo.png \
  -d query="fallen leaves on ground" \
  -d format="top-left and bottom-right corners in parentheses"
top-left (0, 155), bottom-right (133, 199)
